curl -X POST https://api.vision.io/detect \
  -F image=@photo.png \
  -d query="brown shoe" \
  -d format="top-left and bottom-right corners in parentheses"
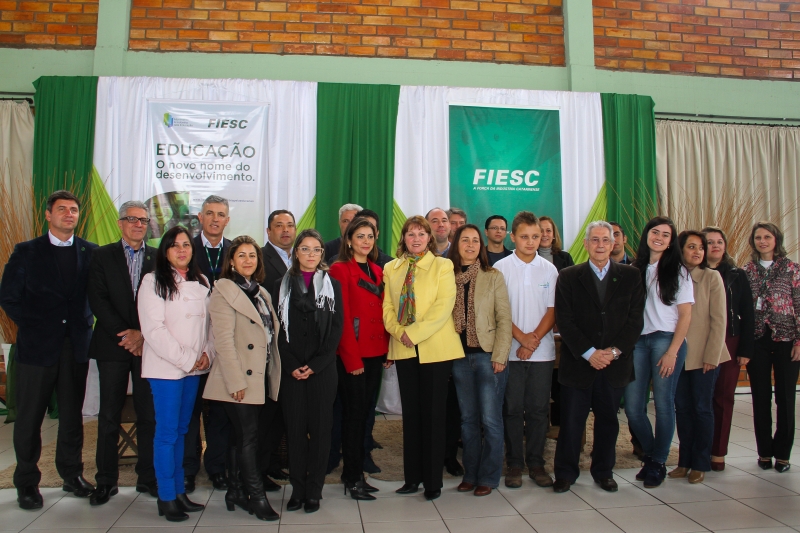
top-left (668, 467), bottom-right (688, 479)
top-left (457, 481), bottom-right (475, 492)
top-left (505, 467), bottom-right (523, 488)
top-left (473, 486), bottom-right (492, 497)
top-left (529, 466), bottom-right (554, 488)
top-left (710, 460), bottom-right (725, 471)
top-left (688, 471), bottom-right (705, 484)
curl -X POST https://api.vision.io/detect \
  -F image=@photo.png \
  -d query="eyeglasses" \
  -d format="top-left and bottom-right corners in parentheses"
top-left (120, 216), bottom-right (150, 225)
top-left (487, 226), bottom-right (507, 232)
top-left (298, 247), bottom-right (324, 256)
top-left (589, 238), bottom-right (612, 245)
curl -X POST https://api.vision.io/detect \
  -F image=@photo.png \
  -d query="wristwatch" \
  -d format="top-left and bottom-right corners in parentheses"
top-left (610, 347), bottom-right (621, 360)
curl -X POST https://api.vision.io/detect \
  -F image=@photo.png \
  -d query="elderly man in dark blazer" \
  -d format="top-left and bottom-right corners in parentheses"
top-left (552, 221), bottom-right (645, 493)
top-left (0, 190), bottom-right (98, 510)
top-left (87, 200), bottom-right (157, 505)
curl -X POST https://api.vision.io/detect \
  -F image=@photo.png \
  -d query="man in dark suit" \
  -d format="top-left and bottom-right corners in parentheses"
top-left (552, 221), bottom-right (645, 493)
top-left (87, 200), bottom-right (157, 505)
top-left (184, 195), bottom-right (233, 492)
top-left (0, 190), bottom-right (98, 510)
top-left (324, 203), bottom-right (362, 263)
top-left (257, 208), bottom-right (297, 488)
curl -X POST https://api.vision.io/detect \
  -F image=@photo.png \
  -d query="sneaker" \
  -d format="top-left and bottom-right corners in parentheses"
top-left (504, 467), bottom-right (523, 488)
top-left (635, 456), bottom-right (652, 481)
top-left (643, 461), bottom-right (666, 488)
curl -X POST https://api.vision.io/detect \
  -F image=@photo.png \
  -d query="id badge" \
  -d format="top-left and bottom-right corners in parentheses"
top-left (756, 297), bottom-right (763, 311)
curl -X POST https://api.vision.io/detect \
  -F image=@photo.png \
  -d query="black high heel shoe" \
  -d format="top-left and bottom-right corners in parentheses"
top-left (395, 483), bottom-right (420, 494)
top-left (344, 479), bottom-right (377, 501)
top-left (775, 461), bottom-right (791, 473)
top-left (175, 493), bottom-right (204, 512)
top-left (287, 497), bottom-right (304, 511)
top-left (361, 478), bottom-right (379, 493)
top-left (157, 499), bottom-right (189, 522)
top-left (758, 457), bottom-right (773, 470)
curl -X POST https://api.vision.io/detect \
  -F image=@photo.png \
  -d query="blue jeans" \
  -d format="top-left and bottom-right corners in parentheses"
top-left (452, 353), bottom-right (508, 488)
top-left (623, 331), bottom-right (687, 464)
top-left (148, 376), bottom-right (200, 501)
top-left (675, 366), bottom-right (719, 472)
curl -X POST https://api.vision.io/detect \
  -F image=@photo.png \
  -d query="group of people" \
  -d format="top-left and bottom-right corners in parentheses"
top-left (1, 190), bottom-right (798, 522)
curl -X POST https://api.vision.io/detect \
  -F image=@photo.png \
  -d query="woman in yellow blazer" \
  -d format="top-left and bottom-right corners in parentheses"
top-left (383, 215), bottom-right (465, 501)
top-left (203, 235), bottom-right (281, 521)
top-left (669, 231), bottom-right (730, 484)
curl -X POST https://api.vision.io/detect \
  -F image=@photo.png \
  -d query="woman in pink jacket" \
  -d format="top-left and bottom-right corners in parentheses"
top-left (138, 226), bottom-right (212, 522)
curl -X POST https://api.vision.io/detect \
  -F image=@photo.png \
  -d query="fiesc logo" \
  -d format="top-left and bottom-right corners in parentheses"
top-left (472, 169), bottom-right (540, 187)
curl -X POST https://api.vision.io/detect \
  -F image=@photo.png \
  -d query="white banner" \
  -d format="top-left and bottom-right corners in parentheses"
top-left (145, 99), bottom-right (269, 242)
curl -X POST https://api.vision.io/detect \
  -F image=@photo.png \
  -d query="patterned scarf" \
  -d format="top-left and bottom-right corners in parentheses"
top-left (453, 261), bottom-right (481, 348)
top-left (397, 252), bottom-right (426, 326)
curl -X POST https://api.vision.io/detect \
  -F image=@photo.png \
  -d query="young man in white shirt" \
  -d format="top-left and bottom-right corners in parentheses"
top-left (494, 211), bottom-right (558, 489)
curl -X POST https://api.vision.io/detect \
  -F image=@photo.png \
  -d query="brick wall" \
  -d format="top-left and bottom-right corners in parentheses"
top-left (127, 0), bottom-right (564, 64)
top-left (0, 0), bottom-right (97, 48)
top-left (594, 0), bottom-right (800, 80)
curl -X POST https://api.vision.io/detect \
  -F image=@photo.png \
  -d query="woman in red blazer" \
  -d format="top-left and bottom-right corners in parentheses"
top-left (329, 217), bottom-right (391, 501)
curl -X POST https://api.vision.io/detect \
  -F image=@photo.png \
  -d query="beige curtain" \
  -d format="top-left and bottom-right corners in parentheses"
top-left (657, 120), bottom-right (800, 265)
top-left (0, 101), bottom-right (34, 190)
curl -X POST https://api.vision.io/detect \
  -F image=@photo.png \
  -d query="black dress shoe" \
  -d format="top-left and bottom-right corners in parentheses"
top-left (553, 479), bottom-right (571, 493)
top-left (183, 475), bottom-right (196, 494)
top-left (395, 483), bottom-right (420, 494)
top-left (136, 480), bottom-right (158, 497)
top-left (63, 475), bottom-right (94, 498)
top-left (775, 462), bottom-right (791, 473)
top-left (423, 488), bottom-right (441, 501)
top-left (209, 472), bottom-right (229, 490)
top-left (263, 475), bottom-right (282, 492)
top-left (363, 452), bottom-right (381, 474)
top-left (157, 498), bottom-right (189, 522)
top-left (287, 497), bottom-right (304, 511)
top-left (249, 497), bottom-right (280, 521)
top-left (758, 458), bottom-right (773, 470)
top-left (304, 498), bottom-right (320, 513)
top-left (17, 486), bottom-right (43, 510)
top-left (90, 485), bottom-right (118, 506)
top-left (445, 458), bottom-right (464, 477)
top-left (595, 478), bottom-right (618, 492)
top-left (176, 493), bottom-right (204, 512)
top-left (344, 479), bottom-right (377, 501)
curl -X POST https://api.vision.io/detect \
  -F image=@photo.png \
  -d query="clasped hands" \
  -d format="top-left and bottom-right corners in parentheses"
top-left (515, 331), bottom-right (541, 361)
top-left (292, 365), bottom-right (315, 380)
top-left (117, 329), bottom-right (144, 356)
top-left (192, 352), bottom-right (210, 372)
top-left (587, 348), bottom-right (615, 370)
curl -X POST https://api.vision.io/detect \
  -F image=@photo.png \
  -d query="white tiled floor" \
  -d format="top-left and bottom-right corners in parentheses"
top-left (4, 393), bottom-right (800, 532)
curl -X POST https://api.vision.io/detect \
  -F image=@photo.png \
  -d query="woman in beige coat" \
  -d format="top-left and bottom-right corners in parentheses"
top-left (203, 235), bottom-right (281, 521)
top-left (447, 224), bottom-right (512, 497)
top-left (669, 230), bottom-right (730, 484)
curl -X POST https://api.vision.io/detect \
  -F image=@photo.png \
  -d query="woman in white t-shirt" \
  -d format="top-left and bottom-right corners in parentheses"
top-left (623, 217), bottom-right (694, 489)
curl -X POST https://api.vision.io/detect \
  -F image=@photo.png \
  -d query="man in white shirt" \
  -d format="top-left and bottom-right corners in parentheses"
top-left (494, 211), bottom-right (558, 489)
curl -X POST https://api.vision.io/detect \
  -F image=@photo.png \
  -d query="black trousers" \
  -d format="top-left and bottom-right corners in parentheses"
top-left (95, 356), bottom-right (156, 485)
top-left (395, 357), bottom-right (453, 490)
top-left (338, 355), bottom-right (386, 483)
top-left (14, 338), bottom-right (89, 488)
top-left (747, 333), bottom-right (800, 461)
top-left (444, 374), bottom-right (461, 462)
top-left (281, 364), bottom-right (338, 500)
top-left (183, 373), bottom-right (230, 477)
top-left (554, 370), bottom-right (623, 483)
top-left (257, 397), bottom-right (285, 474)
top-left (223, 402), bottom-right (264, 496)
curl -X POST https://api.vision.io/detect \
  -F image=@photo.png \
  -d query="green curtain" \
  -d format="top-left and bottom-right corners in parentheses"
top-left (568, 183), bottom-right (608, 264)
top-left (601, 93), bottom-right (658, 251)
top-left (315, 83), bottom-right (400, 255)
top-left (32, 76), bottom-right (98, 232)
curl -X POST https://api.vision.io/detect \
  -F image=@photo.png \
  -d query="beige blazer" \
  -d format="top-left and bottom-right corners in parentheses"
top-left (686, 268), bottom-right (731, 371)
top-left (471, 268), bottom-right (513, 365)
top-left (203, 278), bottom-right (281, 404)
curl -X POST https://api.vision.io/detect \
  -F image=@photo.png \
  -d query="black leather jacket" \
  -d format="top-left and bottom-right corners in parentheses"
top-left (714, 262), bottom-right (755, 358)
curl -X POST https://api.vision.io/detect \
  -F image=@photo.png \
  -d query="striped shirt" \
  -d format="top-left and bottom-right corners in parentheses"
top-left (122, 239), bottom-right (145, 298)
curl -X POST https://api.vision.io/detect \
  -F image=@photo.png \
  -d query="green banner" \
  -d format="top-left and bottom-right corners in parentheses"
top-left (449, 105), bottom-right (562, 247)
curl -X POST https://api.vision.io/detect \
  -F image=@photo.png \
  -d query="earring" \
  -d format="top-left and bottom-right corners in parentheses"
top-left (349, 244), bottom-right (352, 249)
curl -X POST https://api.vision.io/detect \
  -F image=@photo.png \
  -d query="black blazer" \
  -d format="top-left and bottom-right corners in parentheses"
top-left (553, 250), bottom-right (575, 272)
top-left (555, 261), bottom-right (645, 389)
top-left (715, 262), bottom-right (755, 358)
top-left (324, 237), bottom-right (342, 263)
top-left (87, 241), bottom-right (155, 362)
top-left (271, 274), bottom-right (344, 377)
top-left (0, 234), bottom-right (97, 366)
top-left (192, 234), bottom-right (231, 289)
top-left (261, 242), bottom-right (289, 293)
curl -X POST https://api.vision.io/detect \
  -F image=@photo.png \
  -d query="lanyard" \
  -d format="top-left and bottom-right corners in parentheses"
top-left (205, 245), bottom-right (222, 280)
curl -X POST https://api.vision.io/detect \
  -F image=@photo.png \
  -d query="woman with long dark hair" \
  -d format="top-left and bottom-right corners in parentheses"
top-left (138, 226), bottom-right (211, 522)
top-left (271, 229), bottom-right (343, 513)
top-left (203, 235), bottom-right (281, 521)
top-left (668, 231), bottom-right (729, 484)
top-left (448, 224), bottom-right (512, 497)
top-left (744, 221), bottom-right (800, 473)
top-left (702, 226), bottom-right (754, 471)
top-left (329, 218), bottom-right (390, 501)
top-left (624, 216), bottom-right (693, 489)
